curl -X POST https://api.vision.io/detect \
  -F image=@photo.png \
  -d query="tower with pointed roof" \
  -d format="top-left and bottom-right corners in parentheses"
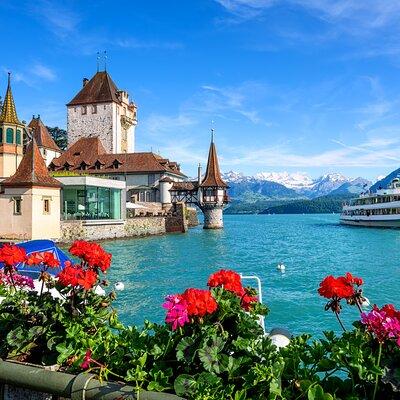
top-left (0, 138), bottom-right (61, 240)
top-left (0, 73), bottom-right (25, 179)
top-left (198, 131), bottom-right (229, 229)
top-left (66, 70), bottom-right (137, 154)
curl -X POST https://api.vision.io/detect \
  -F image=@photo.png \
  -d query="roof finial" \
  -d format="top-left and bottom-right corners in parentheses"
top-left (211, 120), bottom-right (215, 143)
top-left (7, 72), bottom-right (11, 87)
top-left (104, 50), bottom-right (107, 72)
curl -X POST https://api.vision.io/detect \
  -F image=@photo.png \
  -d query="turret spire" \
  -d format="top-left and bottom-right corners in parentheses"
top-left (200, 132), bottom-right (227, 188)
top-left (0, 73), bottom-right (20, 124)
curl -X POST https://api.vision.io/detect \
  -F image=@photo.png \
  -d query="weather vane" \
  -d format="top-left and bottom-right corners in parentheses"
top-left (96, 51), bottom-right (108, 72)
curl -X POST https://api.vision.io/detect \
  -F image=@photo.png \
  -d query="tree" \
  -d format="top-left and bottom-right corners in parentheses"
top-left (46, 126), bottom-right (67, 151)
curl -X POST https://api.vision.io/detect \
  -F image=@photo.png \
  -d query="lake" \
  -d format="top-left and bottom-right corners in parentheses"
top-left (103, 214), bottom-right (400, 337)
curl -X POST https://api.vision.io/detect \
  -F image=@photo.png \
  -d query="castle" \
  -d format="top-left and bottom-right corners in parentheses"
top-left (0, 69), bottom-right (229, 241)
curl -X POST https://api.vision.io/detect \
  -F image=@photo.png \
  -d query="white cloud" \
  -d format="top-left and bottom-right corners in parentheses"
top-left (215, 0), bottom-right (400, 38)
top-left (31, 64), bottom-right (57, 81)
top-left (222, 136), bottom-right (400, 169)
top-left (29, 0), bottom-right (80, 38)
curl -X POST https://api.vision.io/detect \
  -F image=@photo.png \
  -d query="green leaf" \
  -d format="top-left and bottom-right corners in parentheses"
top-left (317, 359), bottom-right (336, 372)
top-left (174, 374), bottom-right (197, 396)
top-left (176, 337), bottom-right (195, 362)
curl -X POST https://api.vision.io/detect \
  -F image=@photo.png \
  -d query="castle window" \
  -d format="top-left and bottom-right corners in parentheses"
top-left (0, 128), bottom-right (2, 142)
top-left (92, 105), bottom-right (97, 114)
top-left (6, 128), bottom-right (13, 144)
top-left (112, 159), bottom-right (121, 169)
top-left (16, 129), bottom-right (21, 145)
top-left (43, 198), bottom-right (51, 214)
top-left (94, 160), bottom-right (103, 170)
top-left (82, 105), bottom-right (87, 115)
top-left (13, 197), bottom-right (22, 215)
top-left (148, 174), bottom-right (156, 185)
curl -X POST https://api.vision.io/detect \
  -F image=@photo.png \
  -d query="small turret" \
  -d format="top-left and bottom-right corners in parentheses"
top-left (198, 130), bottom-right (229, 229)
top-left (0, 73), bottom-right (25, 178)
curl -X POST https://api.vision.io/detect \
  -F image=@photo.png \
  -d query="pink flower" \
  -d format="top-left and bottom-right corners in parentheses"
top-left (165, 305), bottom-right (189, 330)
top-left (163, 294), bottom-right (189, 330)
top-left (80, 350), bottom-right (92, 369)
top-left (163, 294), bottom-right (185, 310)
top-left (361, 304), bottom-right (400, 345)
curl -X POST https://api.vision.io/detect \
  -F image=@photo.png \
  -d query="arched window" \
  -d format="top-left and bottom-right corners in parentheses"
top-left (6, 128), bottom-right (13, 144)
top-left (0, 128), bottom-right (2, 143)
top-left (16, 129), bottom-right (21, 145)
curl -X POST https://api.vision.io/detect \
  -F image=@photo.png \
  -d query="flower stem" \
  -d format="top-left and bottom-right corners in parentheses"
top-left (372, 342), bottom-right (382, 400)
top-left (335, 311), bottom-right (346, 332)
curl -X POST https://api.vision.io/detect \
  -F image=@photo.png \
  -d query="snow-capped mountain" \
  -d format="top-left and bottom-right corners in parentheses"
top-left (309, 173), bottom-right (348, 197)
top-left (252, 171), bottom-right (314, 190)
top-left (221, 171), bottom-right (371, 199)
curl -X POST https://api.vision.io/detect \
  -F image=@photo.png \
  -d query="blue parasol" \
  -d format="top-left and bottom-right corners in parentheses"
top-left (0, 240), bottom-right (71, 277)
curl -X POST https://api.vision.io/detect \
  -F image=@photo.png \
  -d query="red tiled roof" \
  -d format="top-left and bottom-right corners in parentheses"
top-left (67, 71), bottom-right (121, 106)
top-left (170, 181), bottom-right (197, 191)
top-left (200, 140), bottom-right (227, 188)
top-left (49, 137), bottom-right (186, 177)
top-left (28, 117), bottom-right (61, 152)
top-left (2, 139), bottom-right (61, 188)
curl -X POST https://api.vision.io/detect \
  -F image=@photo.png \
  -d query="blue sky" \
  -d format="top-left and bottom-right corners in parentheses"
top-left (2, 0), bottom-right (400, 180)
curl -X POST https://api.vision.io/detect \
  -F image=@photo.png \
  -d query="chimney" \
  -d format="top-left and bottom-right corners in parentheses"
top-left (83, 78), bottom-right (89, 87)
top-left (198, 163), bottom-right (202, 185)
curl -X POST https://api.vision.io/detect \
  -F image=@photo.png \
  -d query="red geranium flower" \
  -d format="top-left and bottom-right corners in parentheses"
top-left (69, 241), bottom-right (111, 272)
top-left (241, 291), bottom-right (258, 311)
top-left (27, 252), bottom-right (60, 268)
top-left (181, 288), bottom-right (218, 317)
top-left (57, 264), bottom-right (97, 290)
top-left (57, 264), bottom-right (80, 287)
top-left (77, 269), bottom-right (98, 290)
top-left (345, 272), bottom-right (363, 287)
top-left (318, 275), bottom-right (355, 299)
top-left (208, 269), bottom-right (244, 296)
top-left (0, 244), bottom-right (27, 267)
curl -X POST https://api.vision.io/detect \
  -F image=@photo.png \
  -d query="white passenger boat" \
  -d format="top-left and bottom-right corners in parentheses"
top-left (340, 178), bottom-right (400, 228)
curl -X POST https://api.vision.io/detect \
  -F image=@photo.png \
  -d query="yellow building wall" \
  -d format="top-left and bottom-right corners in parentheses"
top-left (0, 188), bottom-right (33, 240)
top-left (0, 153), bottom-right (23, 179)
top-left (0, 187), bottom-right (60, 241)
top-left (31, 187), bottom-right (61, 240)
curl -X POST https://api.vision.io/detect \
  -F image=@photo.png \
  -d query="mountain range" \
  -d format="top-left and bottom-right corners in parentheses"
top-left (222, 171), bottom-right (372, 201)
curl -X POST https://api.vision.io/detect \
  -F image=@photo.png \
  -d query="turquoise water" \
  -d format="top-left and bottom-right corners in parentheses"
top-left (102, 214), bottom-right (400, 336)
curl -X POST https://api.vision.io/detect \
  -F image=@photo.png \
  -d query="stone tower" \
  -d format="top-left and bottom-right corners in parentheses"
top-left (0, 73), bottom-right (25, 179)
top-left (199, 132), bottom-right (229, 229)
top-left (66, 71), bottom-right (137, 154)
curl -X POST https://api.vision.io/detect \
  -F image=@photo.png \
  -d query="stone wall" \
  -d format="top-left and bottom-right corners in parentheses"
top-left (67, 103), bottom-right (114, 152)
top-left (202, 205), bottom-right (224, 229)
top-left (60, 217), bottom-right (166, 242)
top-left (186, 206), bottom-right (199, 227)
top-left (59, 203), bottom-right (197, 243)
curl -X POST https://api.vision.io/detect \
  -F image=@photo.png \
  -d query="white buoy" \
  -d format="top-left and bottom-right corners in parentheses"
top-left (114, 282), bottom-right (125, 291)
top-left (269, 327), bottom-right (291, 349)
top-left (276, 263), bottom-right (286, 272)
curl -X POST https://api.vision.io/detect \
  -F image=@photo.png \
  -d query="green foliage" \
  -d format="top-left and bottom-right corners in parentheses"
top-left (262, 195), bottom-right (353, 214)
top-left (47, 126), bottom-right (67, 150)
top-left (0, 275), bottom-right (399, 399)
